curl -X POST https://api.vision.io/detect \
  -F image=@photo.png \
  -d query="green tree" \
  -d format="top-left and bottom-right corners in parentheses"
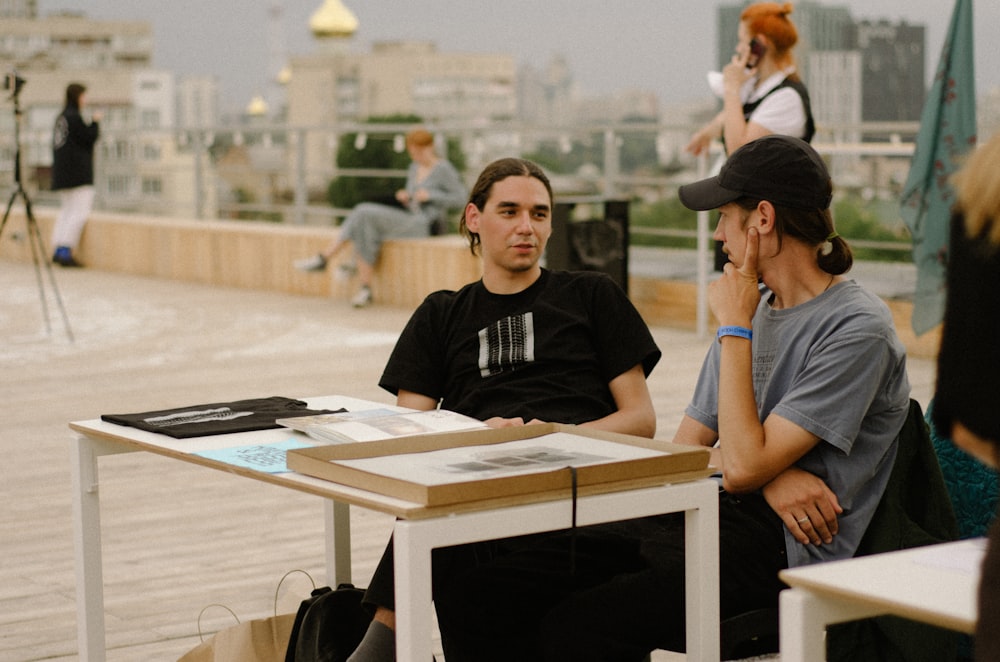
top-left (617, 117), bottom-right (659, 174)
top-left (832, 196), bottom-right (912, 262)
top-left (630, 197), bottom-right (699, 248)
top-left (326, 115), bottom-right (466, 209)
top-left (523, 133), bottom-right (603, 175)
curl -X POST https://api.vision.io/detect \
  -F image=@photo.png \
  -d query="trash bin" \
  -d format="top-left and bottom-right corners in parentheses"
top-left (546, 197), bottom-right (629, 294)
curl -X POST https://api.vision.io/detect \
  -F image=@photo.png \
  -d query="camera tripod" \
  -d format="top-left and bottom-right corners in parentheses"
top-left (0, 82), bottom-right (74, 341)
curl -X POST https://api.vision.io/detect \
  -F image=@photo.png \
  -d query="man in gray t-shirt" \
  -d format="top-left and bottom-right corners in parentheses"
top-left (685, 277), bottom-right (908, 567)
top-left (430, 136), bottom-right (911, 662)
top-left (675, 135), bottom-right (908, 569)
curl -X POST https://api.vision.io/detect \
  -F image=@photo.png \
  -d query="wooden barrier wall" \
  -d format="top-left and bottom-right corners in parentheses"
top-left (0, 209), bottom-right (938, 357)
top-left (0, 209), bottom-right (482, 308)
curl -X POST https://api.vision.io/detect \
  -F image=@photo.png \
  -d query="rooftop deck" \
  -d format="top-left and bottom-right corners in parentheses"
top-left (1, 257), bottom-right (936, 661)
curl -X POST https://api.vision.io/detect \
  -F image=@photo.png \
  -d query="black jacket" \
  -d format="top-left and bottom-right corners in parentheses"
top-left (827, 399), bottom-right (960, 662)
top-left (51, 105), bottom-right (99, 190)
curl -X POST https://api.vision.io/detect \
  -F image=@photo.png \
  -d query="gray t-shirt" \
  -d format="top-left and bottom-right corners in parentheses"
top-left (686, 279), bottom-right (910, 567)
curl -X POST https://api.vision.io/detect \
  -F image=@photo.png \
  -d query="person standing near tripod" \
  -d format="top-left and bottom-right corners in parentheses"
top-left (51, 82), bottom-right (100, 268)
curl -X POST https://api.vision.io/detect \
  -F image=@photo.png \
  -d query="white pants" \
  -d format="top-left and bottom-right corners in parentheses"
top-left (51, 185), bottom-right (95, 249)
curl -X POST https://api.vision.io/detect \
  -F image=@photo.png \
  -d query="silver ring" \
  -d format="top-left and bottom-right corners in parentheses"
top-left (796, 516), bottom-right (809, 523)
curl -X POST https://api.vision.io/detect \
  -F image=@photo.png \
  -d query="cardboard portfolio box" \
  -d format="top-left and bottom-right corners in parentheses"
top-left (286, 423), bottom-right (711, 507)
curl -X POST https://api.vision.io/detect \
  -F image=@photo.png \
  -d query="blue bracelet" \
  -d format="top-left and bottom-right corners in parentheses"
top-left (717, 326), bottom-right (753, 343)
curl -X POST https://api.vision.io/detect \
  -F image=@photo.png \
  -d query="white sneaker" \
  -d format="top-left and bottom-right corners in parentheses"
top-left (350, 286), bottom-right (373, 308)
top-left (294, 254), bottom-right (328, 272)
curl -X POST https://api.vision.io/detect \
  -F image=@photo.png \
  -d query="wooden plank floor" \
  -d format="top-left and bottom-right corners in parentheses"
top-left (0, 260), bottom-right (936, 661)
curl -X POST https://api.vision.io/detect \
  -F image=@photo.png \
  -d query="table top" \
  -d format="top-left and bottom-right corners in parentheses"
top-left (71, 394), bottom-right (714, 520)
top-left (779, 538), bottom-right (985, 634)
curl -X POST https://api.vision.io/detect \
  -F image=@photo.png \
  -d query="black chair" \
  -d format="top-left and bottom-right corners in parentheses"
top-left (719, 607), bottom-right (780, 659)
top-left (650, 399), bottom-right (959, 661)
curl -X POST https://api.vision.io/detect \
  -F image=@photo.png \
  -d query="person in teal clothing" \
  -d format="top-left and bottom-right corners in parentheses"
top-left (294, 127), bottom-right (467, 307)
top-left (932, 132), bottom-right (1000, 662)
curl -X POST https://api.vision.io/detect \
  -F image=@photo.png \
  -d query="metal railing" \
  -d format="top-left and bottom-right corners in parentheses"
top-left (1, 118), bottom-right (921, 225)
top-left (1, 118), bottom-right (925, 338)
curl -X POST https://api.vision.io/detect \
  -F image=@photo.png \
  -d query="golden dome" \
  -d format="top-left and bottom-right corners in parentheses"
top-left (246, 94), bottom-right (269, 116)
top-left (309, 0), bottom-right (359, 39)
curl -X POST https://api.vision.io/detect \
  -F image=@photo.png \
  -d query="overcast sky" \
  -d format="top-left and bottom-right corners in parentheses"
top-left (41, 1), bottom-right (998, 119)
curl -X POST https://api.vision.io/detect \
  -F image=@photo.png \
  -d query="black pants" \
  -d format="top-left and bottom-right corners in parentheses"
top-left (433, 491), bottom-right (788, 662)
top-left (362, 538), bottom-right (504, 612)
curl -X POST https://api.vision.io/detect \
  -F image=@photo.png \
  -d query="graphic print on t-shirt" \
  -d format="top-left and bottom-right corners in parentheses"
top-left (478, 312), bottom-right (535, 377)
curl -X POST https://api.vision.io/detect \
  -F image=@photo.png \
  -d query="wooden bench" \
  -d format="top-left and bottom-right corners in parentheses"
top-left (0, 209), bottom-right (482, 309)
top-left (373, 235), bottom-right (482, 307)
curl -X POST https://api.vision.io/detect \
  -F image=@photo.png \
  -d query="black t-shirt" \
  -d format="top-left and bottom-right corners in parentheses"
top-left (102, 396), bottom-right (339, 438)
top-left (379, 269), bottom-right (661, 424)
top-left (933, 212), bottom-right (1000, 443)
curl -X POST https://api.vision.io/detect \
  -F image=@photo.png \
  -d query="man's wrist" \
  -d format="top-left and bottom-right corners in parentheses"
top-left (717, 326), bottom-right (753, 343)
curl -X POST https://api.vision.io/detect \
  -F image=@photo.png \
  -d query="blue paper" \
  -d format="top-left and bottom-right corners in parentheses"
top-left (194, 437), bottom-right (313, 473)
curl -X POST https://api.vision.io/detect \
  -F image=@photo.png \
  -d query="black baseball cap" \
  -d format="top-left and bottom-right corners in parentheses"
top-left (679, 135), bottom-right (833, 211)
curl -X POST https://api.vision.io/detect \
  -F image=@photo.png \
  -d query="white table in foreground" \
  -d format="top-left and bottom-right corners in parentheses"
top-left (778, 537), bottom-right (984, 661)
top-left (70, 394), bottom-right (721, 661)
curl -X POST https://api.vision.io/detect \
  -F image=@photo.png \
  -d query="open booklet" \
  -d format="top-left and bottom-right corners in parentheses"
top-left (276, 407), bottom-right (488, 444)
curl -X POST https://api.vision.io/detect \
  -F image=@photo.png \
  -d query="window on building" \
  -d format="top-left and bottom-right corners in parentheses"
top-left (141, 177), bottom-right (162, 196)
top-left (106, 175), bottom-right (132, 197)
top-left (141, 109), bottom-right (160, 129)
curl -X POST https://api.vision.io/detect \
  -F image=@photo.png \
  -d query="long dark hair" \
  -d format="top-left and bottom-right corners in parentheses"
top-left (65, 83), bottom-right (86, 109)
top-left (459, 158), bottom-right (552, 255)
top-left (734, 197), bottom-right (853, 275)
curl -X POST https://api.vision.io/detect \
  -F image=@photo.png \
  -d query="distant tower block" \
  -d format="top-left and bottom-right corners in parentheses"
top-left (266, 0), bottom-right (287, 115)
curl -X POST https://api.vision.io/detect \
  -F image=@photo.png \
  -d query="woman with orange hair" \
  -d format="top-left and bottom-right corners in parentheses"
top-left (687, 2), bottom-right (814, 158)
top-left (933, 131), bottom-right (1000, 661)
top-left (294, 128), bottom-right (466, 307)
top-left (687, 2), bottom-right (815, 270)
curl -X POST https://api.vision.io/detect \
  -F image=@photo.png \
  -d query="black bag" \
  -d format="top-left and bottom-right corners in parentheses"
top-left (285, 583), bottom-right (372, 662)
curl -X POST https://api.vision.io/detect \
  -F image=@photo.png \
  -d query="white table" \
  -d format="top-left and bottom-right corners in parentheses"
top-left (778, 537), bottom-right (984, 661)
top-left (71, 395), bottom-right (722, 661)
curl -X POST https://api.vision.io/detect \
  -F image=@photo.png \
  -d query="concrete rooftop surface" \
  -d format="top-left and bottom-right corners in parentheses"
top-left (1, 258), bottom-right (937, 661)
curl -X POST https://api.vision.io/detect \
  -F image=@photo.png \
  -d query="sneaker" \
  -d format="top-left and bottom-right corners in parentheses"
top-left (350, 286), bottom-right (372, 308)
top-left (294, 254), bottom-right (328, 272)
top-left (52, 246), bottom-right (83, 267)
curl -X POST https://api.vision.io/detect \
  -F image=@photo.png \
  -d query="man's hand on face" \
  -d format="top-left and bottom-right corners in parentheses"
top-left (709, 226), bottom-right (762, 327)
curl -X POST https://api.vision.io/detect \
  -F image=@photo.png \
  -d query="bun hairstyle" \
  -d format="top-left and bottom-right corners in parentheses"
top-left (733, 198), bottom-right (854, 276)
top-left (816, 222), bottom-right (853, 275)
top-left (741, 2), bottom-right (799, 57)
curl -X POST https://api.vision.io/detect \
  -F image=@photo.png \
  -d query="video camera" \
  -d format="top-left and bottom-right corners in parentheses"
top-left (4, 71), bottom-right (25, 96)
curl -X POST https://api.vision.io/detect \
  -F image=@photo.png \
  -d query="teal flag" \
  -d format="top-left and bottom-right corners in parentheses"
top-left (900, 0), bottom-right (976, 335)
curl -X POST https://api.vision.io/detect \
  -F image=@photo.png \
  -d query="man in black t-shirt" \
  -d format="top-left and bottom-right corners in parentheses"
top-left (345, 158), bottom-right (660, 662)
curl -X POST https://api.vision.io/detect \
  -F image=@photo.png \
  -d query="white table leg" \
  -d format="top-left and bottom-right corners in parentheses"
top-left (392, 519), bottom-right (434, 662)
top-left (779, 587), bottom-right (888, 661)
top-left (387, 480), bottom-right (721, 662)
top-left (684, 479), bottom-right (721, 661)
top-left (323, 499), bottom-right (352, 586)
top-left (70, 434), bottom-right (133, 662)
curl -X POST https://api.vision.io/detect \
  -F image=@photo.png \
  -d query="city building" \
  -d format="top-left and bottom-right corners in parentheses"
top-left (715, 2), bottom-right (924, 135)
top-left (0, 11), bottom-right (219, 218)
top-left (0, 0), bottom-right (34, 19)
top-left (856, 20), bottom-right (925, 127)
top-left (714, 2), bottom-right (926, 198)
top-left (285, 0), bottom-right (516, 193)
